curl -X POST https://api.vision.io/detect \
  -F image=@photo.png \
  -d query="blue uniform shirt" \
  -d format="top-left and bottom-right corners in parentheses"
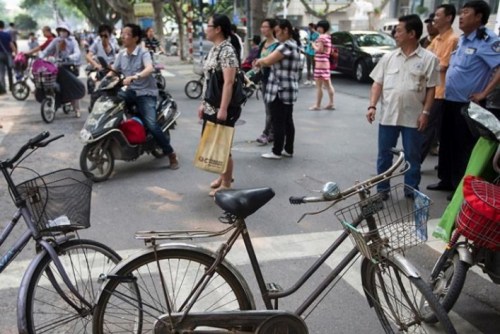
top-left (445, 28), bottom-right (500, 103)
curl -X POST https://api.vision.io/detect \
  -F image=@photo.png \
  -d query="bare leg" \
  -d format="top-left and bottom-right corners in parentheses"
top-left (72, 100), bottom-right (81, 117)
top-left (323, 79), bottom-right (335, 108)
top-left (310, 79), bottom-right (323, 110)
top-left (221, 156), bottom-right (233, 186)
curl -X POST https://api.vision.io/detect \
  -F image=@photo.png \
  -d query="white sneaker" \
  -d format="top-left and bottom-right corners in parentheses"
top-left (261, 152), bottom-right (282, 160)
top-left (303, 80), bottom-right (310, 86)
top-left (282, 151), bottom-right (293, 157)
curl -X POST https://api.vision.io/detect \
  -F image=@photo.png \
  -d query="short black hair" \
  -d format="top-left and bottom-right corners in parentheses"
top-left (124, 23), bottom-right (142, 44)
top-left (316, 20), bottom-right (330, 33)
top-left (463, 0), bottom-right (491, 26)
top-left (437, 4), bottom-right (457, 24)
top-left (98, 24), bottom-right (113, 35)
top-left (398, 14), bottom-right (423, 39)
top-left (252, 35), bottom-right (261, 45)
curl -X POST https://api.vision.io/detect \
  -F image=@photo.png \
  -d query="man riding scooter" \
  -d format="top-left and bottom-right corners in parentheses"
top-left (109, 23), bottom-right (179, 169)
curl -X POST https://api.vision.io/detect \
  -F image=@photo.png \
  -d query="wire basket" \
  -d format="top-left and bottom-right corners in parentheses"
top-left (33, 71), bottom-right (57, 90)
top-left (335, 184), bottom-right (431, 262)
top-left (456, 178), bottom-right (500, 251)
top-left (16, 169), bottom-right (93, 235)
top-left (193, 63), bottom-right (204, 76)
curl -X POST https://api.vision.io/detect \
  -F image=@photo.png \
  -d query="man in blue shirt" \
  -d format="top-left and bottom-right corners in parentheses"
top-left (304, 23), bottom-right (319, 85)
top-left (0, 20), bottom-right (16, 95)
top-left (428, 1), bottom-right (500, 195)
top-left (112, 23), bottom-right (179, 169)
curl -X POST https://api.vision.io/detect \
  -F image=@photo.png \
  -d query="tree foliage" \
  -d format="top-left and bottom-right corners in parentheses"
top-left (298, 0), bottom-right (353, 20)
top-left (14, 14), bottom-right (38, 31)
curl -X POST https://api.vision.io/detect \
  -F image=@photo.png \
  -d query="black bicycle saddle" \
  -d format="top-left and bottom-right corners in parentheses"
top-left (214, 187), bottom-right (275, 218)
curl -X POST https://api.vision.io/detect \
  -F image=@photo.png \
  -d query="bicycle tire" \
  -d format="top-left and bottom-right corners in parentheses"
top-left (362, 259), bottom-right (456, 334)
top-left (40, 97), bottom-right (56, 123)
top-left (20, 238), bottom-right (121, 334)
top-left (425, 251), bottom-right (469, 323)
top-left (93, 247), bottom-right (254, 334)
top-left (184, 80), bottom-right (202, 99)
top-left (12, 81), bottom-right (30, 101)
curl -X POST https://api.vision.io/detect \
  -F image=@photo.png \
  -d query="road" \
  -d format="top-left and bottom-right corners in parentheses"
top-left (0, 51), bottom-right (499, 333)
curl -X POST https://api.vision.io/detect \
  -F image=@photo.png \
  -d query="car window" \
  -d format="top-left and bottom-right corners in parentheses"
top-left (332, 32), bottom-right (352, 46)
top-left (354, 33), bottom-right (396, 47)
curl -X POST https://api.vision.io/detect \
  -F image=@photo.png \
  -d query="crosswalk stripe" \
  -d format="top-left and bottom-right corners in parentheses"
top-left (0, 230), bottom-right (481, 332)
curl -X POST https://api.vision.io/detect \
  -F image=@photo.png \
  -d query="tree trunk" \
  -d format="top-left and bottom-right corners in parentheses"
top-left (152, 0), bottom-right (165, 42)
top-left (104, 0), bottom-right (135, 24)
top-left (251, 0), bottom-right (265, 38)
top-left (171, 0), bottom-right (186, 61)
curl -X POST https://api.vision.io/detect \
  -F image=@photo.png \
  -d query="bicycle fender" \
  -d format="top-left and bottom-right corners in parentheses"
top-left (17, 247), bottom-right (48, 333)
top-left (98, 242), bottom-right (256, 309)
top-left (383, 251), bottom-right (421, 278)
top-left (455, 244), bottom-right (474, 266)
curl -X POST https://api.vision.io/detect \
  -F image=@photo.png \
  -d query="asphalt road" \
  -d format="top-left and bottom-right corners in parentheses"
top-left (0, 51), bottom-right (499, 333)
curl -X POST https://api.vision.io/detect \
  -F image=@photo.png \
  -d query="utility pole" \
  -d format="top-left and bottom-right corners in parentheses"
top-left (283, 0), bottom-right (287, 19)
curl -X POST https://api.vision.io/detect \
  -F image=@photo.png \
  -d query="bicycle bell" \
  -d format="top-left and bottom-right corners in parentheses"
top-left (322, 182), bottom-right (341, 200)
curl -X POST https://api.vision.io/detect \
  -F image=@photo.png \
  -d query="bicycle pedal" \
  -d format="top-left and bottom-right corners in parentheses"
top-left (266, 282), bottom-right (283, 293)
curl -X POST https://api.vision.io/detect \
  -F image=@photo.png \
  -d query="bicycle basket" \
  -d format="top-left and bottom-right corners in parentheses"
top-left (33, 71), bottom-right (57, 90)
top-left (335, 184), bottom-right (431, 262)
top-left (15, 169), bottom-right (93, 234)
top-left (456, 176), bottom-right (500, 251)
top-left (193, 63), bottom-right (204, 76)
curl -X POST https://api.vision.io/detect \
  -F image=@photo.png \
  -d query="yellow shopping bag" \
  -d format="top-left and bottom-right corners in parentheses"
top-left (193, 121), bottom-right (235, 174)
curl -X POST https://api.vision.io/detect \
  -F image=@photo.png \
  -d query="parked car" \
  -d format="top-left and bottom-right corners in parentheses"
top-left (331, 31), bottom-right (396, 82)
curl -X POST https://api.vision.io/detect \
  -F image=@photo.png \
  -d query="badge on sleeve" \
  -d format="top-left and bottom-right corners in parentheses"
top-left (492, 41), bottom-right (500, 53)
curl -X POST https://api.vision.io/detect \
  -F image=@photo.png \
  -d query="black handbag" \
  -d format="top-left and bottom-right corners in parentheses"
top-left (204, 46), bottom-right (247, 108)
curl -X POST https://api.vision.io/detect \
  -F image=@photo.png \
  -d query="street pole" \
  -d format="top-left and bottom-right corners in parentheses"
top-left (283, 0), bottom-right (287, 19)
top-left (245, 0), bottom-right (252, 53)
top-left (187, 2), bottom-right (193, 63)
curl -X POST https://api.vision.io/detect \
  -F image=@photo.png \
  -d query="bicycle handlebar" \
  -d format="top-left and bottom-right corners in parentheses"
top-left (289, 148), bottom-right (408, 205)
top-left (2, 132), bottom-right (64, 168)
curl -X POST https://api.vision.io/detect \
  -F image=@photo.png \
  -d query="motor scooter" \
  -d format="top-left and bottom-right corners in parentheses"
top-left (79, 63), bottom-right (179, 182)
top-left (424, 103), bottom-right (500, 323)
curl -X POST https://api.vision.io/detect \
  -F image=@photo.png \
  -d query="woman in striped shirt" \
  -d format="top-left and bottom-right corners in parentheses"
top-left (310, 20), bottom-right (335, 110)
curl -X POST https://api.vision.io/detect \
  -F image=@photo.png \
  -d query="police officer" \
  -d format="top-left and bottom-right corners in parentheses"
top-left (427, 1), bottom-right (500, 195)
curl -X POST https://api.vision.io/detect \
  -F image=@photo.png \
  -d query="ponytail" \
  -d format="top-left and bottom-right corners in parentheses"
top-left (229, 33), bottom-right (242, 65)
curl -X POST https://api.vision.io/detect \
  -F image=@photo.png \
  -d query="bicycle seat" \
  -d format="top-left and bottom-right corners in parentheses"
top-left (214, 187), bottom-right (275, 219)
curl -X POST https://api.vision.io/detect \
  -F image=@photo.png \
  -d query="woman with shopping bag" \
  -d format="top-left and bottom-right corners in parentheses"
top-left (195, 13), bottom-right (243, 196)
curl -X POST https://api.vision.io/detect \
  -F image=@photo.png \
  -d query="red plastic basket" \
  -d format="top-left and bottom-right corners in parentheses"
top-left (456, 177), bottom-right (500, 251)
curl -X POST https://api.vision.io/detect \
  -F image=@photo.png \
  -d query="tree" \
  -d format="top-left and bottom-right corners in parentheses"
top-left (297, 0), bottom-right (353, 20)
top-left (103, 0), bottom-right (135, 25)
top-left (14, 14), bottom-right (38, 31)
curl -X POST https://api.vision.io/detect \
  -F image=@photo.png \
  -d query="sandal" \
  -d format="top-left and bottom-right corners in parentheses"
top-left (323, 105), bottom-right (335, 110)
top-left (210, 178), bottom-right (234, 189)
top-left (308, 106), bottom-right (321, 111)
top-left (208, 184), bottom-right (231, 197)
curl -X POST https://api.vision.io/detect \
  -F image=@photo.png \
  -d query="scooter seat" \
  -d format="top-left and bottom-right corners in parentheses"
top-left (214, 188), bottom-right (275, 219)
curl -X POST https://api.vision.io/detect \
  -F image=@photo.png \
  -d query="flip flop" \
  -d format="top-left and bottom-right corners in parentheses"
top-left (323, 105), bottom-right (336, 110)
top-left (308, 106), bottom-right (321, 111)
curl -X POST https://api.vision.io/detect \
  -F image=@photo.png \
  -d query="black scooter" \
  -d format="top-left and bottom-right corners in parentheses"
top-left (79, 60), bottom-right (179, 182)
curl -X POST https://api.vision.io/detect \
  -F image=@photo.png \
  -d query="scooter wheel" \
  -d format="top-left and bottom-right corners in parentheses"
top-left (12, 81), bottom-right (30, 101)
top-left (80, 144), bottom-right (115, 182)
top-left (41, 97), bottom-right (56, 123)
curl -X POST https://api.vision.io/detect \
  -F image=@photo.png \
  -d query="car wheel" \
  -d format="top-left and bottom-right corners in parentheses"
top-left (355, 60), bottom-right (369, 82)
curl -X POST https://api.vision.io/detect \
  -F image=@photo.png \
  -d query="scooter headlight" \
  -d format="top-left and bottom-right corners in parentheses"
top-left (80, 129), bottom-right (92, 142)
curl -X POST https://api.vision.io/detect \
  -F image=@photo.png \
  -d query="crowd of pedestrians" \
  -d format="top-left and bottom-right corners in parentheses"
top-left (1, 0), bottom-right (499, 200)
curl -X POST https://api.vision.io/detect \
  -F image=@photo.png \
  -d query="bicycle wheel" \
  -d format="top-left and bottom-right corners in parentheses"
top-left (40, 97), bottom-right (56, 123)
top-left (184, 80), bottom-right (202, 99)
top-left (425, 251), bottom-right (469, 323)
top-left (21, 238), bottom-right (121, 334)
top-left (93, 247), bottom-right (254, 333)
top-left (362, 259), bottom-right (456, 334)
top-left (12, 81), bottom-right (30, 101)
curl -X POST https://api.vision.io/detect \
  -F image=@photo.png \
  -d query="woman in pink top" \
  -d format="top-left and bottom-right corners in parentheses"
top-left (310, 20), bottom-right (335, 110)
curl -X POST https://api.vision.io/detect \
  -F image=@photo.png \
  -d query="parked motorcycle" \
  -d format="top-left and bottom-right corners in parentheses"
top-left (79, 65), bottom-right (179, 182)
top-left (425, 103), bottom-right (500, 323)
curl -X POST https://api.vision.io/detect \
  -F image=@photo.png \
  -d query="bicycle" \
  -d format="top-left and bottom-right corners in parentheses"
top-left (0, 131), bottom-right (121, 333)
top-left (92, 150), bottom-right (456, 333)
top-left (185, 63), bottom-right (204, 99)
top-left (12, 53), bottom-right (36, 101)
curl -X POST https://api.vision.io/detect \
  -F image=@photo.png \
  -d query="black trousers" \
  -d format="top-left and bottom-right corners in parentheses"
top-left (269, 96), bottom-right (295, 155)
top-left (437, 100), bottom-right (477, 189)
top-left (421, 99), bottom-right (443, 163)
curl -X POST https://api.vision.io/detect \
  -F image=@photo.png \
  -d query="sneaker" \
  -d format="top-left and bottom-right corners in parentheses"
top-left (75, 110), bottom-right (81, 118)
top-left (282, 151), bottom-right (293, 157)
top-left (303, 80), bottom-right (310, 86)
top-left (261, 152), bottom-right (282, 160)
top-left (256, 134), bottom-right (269, 145)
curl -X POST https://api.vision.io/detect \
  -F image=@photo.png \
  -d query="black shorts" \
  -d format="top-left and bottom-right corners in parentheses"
top-left (202, 106), bottom-right (241, 132)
